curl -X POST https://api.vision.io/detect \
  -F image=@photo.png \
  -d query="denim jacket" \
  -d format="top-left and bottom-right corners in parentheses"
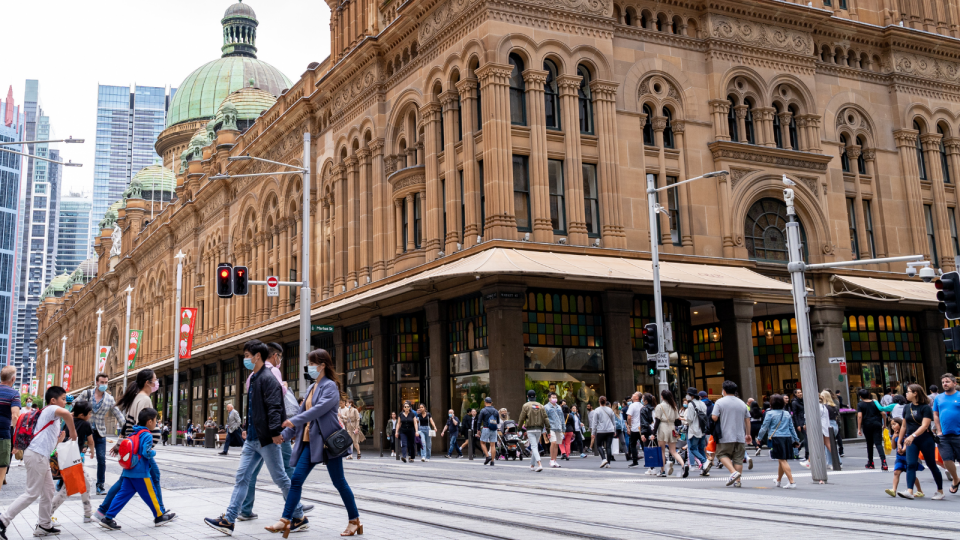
top-left (544, 402), bottom-right (564, 432)
top-left (757, 410), bottom-right (799, 443)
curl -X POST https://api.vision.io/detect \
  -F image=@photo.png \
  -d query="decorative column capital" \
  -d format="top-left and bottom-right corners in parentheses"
top-left (671, 120), bottom-right (685, 134)
top-left (845, 144), bottom-right (862, 160)
top-left (862, 148), bottom-right (876, 161)
top-left (755, 107), bottom-right (776, 121)
top-left (394, 198), bottom-right (403, 209)
top-left (778, 111), bottom-right (793, 123)
top-left (733, 105), bottom-right (749, 120)
top-left (418, 101), bottom-right (443, 122)
top-left (893, 129), bottom-right (920, 148)
top-left (475, 63), bottom-right (513, 87)
top-left (344, 156), bottom-right (359, 172)
top-left (521, 68), bottom-right (548, 89)
top-left (556, 74), bottom-right (583, 95)
top-left (651, 116), bottom-right (668, 132)
top-left (356, 148), bottom-right (371, 161)
top-left (589, 80), bottom-right (618, 101)
top-left (439, 89), bottom-right (460, 109)
top-left (455, 77), bottom-right (479, 99)
top-left (920, 133), bottom-right (943, 152)
top-left (368, 137), bottom-right (385, 156)
top-left (944, 137), bottom-right (960, 155)
top-left (708, 99), bottom-right (731, 114)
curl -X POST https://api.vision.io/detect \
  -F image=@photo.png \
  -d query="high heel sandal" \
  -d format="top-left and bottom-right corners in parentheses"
top-left (265, 518), bottom-right (291, 538)
top-left (341, 518), bottom-right (363, 536)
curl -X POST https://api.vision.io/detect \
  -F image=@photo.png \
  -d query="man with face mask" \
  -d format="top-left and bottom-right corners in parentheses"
top-left (544, 392), bottom-right (565, 468)
top-left (78, 373), bottom-right (126, 495)
top-left (440, 409), bottom-right (462, 458)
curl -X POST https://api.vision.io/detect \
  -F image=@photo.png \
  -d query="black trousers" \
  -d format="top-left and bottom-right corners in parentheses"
top-left (628, 432), bottom-right (643, 464)
top-left (596, 432), bottom-right (614, 461)
top-left (863, 425), bottom-right (886, 463)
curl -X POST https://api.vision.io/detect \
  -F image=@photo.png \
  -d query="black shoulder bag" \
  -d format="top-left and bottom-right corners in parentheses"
top-left (324, 426), bottom-right (352, 459)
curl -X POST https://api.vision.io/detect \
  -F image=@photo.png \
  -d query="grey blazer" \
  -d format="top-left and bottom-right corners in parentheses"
top-left (280, 376), bottom-right (346, 465)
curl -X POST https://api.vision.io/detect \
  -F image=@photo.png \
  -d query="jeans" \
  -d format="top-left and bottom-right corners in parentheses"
top-left (93, 434), bottom-right (107, 489)
top-left (447, 433), bottom-right (461, 456)
top-left (282, 443), bottom-right (358, 521)
top-left (906, 432), bottom-right (943, 491)
top-left (687, 435), bottom-right (708, 467)
top-left (595, 432), bottom-right (613, 462)
top-left (225, 438), bottom-right (301, 523)
top-left (98, 458), bottom-right (166, 516)
top-left (399, 431), bottom-right (416, 459)
top-left (526, 430), bottom-right (542, 464)
top-left (419, 427), bottom-right (432, 459)
top-left (863, 424), bottom-right (886, 463)
top-left (240, 439), bottom-right (293, 517)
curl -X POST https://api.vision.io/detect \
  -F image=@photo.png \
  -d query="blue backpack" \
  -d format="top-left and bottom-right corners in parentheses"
top-left (487, 409), bottom-right (498, 430)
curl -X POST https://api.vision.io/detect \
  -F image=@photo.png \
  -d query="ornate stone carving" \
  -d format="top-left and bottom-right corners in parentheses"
top-left (836, 107), bottom-right (872, 136)
top-left (729, 167), bottom-right (758, 188)
top-left (333, 69), bottom-right (378, 112)
top-left (651, 117), bottom-right (668, 132)
top-left (221, 101), bottom-right (239, 131)
top-left (710, 16), bottom-right (811, 55)
top-left (862, 149), bottom-right (876, 161)
top-left (845, 145), bottom-right (862, 160)
top-left (894, 52), bottom-right (960, 83)
top-left (110, 227), bottom-right (122, 257)
top-left (709, 141), bottom-right (832, 172)
top-left (795, 175), bottom-right (820, 195)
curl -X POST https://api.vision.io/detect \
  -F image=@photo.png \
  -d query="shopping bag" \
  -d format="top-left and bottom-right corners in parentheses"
top-left (883, 429), bottom-right (892, 453)
top-left (55, 440), bottom-right (81, 470)
top-left (706, 435), bottom-right (716, 454)
top-left (56, 441), bottom-right (86, 496)
top-left (611, 438), bottom-right (620, 455)
top-left (643, 444), bottom-right (664, 468)
top-left (936, 446), bottom-right (944, 467)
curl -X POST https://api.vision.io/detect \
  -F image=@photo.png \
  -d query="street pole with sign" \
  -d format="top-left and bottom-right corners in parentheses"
top-left (171, 251), bottom-right (185, 444)
top-left (122, 285), bottom-right (133, 391)
top-left (94, 308), bottom-right (103, 387)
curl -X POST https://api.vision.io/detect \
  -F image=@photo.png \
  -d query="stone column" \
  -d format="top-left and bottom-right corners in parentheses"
top-left (483, 284), bottom-right (527, 419)
top-left (945, 137), bottom-right (960, 189)
top-left (811, 306), bottom-right (846, 395)
top-left (368, 139), bottom-right (386, 281)
top-left (370, 316), bottom-right (389, 451)
top-left (440, 90), bottom-right (462, 253)
top-left (280, 224), bottom-right (290, 311)
top-left (863, 150), bottom-right (890, 259)
top-left (357, 148), bottom-right (371, 284)
top-left (652, 115), bottom-right (672, 246)
top-left (333, 166), bottom-right (347, 293)
top-left (804, 115), bottom-right (822, 153)
top-left (456, 78), bottom-right (481, 247)
top-left (345, 156), bottom-right (359, 289)
top-left (918, 310), bottom-right (948, 386)
top-left (894, 129), bottom-right (930, 259)
top-left (558, 74), bottom-right (588, 245)
top-left (673, 120), bottom-right (694, 248)
top-left (476, 62), bottom-right (517, 239)
top-left (523, 69), bottom-right (552, 243)
top-left (846, 145), bottom-right (871, 259)
top-left (602, 291), bottom-right (635, 401)
top-left (405, 194), bottom-right (415, 251)
top-left (922, 133), bottom-right (954, 269)
top-left (424, 300), bottom-right (448, 454)
top-left (708, 99), bottom-right (731, 141)
top-left (756, 107), bottom-right (776, 147)
top-left (734, 105), bottom-right (748, 143)
top-left (420, 101), bottom-right (443, 260)
top-left (779, 111), bottom-right (793, 150)
top-left (716, 299), bottom-right (758, 400)
top-left (321, 200), bottom-right (331, 297)
top-left (591, 80), bottom-right (626, 248)
top-left (395, 199), bottom-right (404, 254)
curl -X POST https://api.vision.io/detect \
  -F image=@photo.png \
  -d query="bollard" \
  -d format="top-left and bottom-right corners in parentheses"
top-left (468, 429), bottom-right (474, 460)
top-left (379, 431), bottom-right (384, 458)
top-left (829, 427), bottom-right (842, 471)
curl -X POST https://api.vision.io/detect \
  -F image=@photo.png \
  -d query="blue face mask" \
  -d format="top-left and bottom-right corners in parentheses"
top-left (243, 357), bottom-right (256, 370)
top-left (307, 366), bottom-right (320, 379)
top-left (98, 385), bottom-right (107, 392)
top-left (448, 413), bottom-right (454, 417)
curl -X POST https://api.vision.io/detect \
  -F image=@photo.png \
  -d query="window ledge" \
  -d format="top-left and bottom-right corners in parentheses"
top-left (708, 141), bottom-right (833, 172)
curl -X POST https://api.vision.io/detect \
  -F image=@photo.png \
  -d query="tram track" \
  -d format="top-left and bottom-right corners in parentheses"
top-left (152, 454), bottom-right (950, 539)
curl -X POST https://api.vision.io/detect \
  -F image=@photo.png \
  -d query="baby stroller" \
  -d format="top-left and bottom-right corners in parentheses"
top-left (498, 421), bottom-right (526, 461)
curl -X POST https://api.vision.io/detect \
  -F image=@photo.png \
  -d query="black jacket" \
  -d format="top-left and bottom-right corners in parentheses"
top-left (639, 404), bottom-right (655, 436)
top-left (247, 367), bottom-right (287, 447)
top-left (790, 397), bottom-right (805, 428)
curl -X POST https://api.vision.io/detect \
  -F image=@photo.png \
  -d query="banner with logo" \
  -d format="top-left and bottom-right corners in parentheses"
top-left (29, 379), bottom-right (37, 395)
top-left (45, 373), bottom-right (53, 390)
top-left (62, 365), bottom-right (73, 392)
top-left (97, 346), bottom-right (111, 374)
top-left (20, 384), bottom-right (28, 395)
top-left (178, 308), bottom-right (198, 359)
top-left (128, 330), bottom-right (142, 369)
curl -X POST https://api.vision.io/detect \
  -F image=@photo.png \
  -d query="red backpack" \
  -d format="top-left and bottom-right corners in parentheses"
top-left (118, 428), bottom-right (149, 470)
top-left (13, 407), bottom-right (55, 452)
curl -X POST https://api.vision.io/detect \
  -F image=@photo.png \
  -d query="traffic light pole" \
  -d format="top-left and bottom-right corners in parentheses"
top-left (646, 174), bottom-right (668, 393)
top-left (171, 251), bottom-right (185, 445)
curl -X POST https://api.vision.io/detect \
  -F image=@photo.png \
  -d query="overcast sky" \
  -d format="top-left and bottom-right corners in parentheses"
top-left (3, 0), bottom-right (330, 195)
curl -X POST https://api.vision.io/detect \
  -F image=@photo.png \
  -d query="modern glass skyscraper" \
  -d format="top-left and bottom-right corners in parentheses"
top-left (89, 84), bottom-right (175, 255)
top-left (0, 86), bottom-right (23, 370)
top-left (56, 193), bottom-right (91, 276)
top-left (13, 80), bottom-right (62, 388)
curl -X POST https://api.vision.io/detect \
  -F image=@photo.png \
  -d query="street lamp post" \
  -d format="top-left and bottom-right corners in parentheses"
top-left (171, 250), bottom-right (185, 445)
top-left (122, 285), bottom-right (134, 391)
top-left (647, 171), bottom-right (728, 391)
top-left (212, 132), bottom-right (312, 395)
top-left (94, 308), bottom-right (103, 387)
top-left (0, 136), bottom-right (84, 166)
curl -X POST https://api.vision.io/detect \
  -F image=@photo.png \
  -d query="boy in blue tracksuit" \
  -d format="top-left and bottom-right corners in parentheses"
top-left (99, 408), bottom-right (176, 530)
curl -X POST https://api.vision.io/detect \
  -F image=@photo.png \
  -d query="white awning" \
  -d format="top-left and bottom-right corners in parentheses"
top-left (829, 275), bottom-right (936, 305)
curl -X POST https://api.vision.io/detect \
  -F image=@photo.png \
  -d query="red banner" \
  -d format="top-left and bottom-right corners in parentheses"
top-left (62, 365), bottom-right (73, 392)
top-left (179, 308), bottom-right (198, 359)
top-left (19, 384), bottom-right (27, 395)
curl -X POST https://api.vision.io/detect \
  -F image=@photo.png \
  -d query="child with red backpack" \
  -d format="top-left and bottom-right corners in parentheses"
top-left (0, 386), bottom-right (77, 539)
top-left (98, 408), bottom-right (176, 530)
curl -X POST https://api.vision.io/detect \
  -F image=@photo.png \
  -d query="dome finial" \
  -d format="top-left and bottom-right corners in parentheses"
top-left (222, 2), bottom-right (259, 59)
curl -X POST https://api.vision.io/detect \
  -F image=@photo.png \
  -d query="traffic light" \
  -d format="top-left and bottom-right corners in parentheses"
top-left (945, 326), bottom-right (960, 352)
top-left (233, 266), bottom-right (248, 296)
top-left (646, 357), bottom-right (657, 377)
top-left (217, 263), bottom-right (233, 298)
top-left (642, 323), bottom-right (659, 355)
top-left (937, 271), bottom-right (960, 320)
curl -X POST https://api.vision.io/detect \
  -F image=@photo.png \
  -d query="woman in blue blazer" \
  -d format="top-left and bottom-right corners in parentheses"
top-left (267, 349), bottom-right (361, 537)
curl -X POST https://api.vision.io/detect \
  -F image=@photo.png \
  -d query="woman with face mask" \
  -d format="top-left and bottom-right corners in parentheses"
top-left (96, 369), bottom-right (174, 523)
top-left (273, 349), bottom-right (362, 536)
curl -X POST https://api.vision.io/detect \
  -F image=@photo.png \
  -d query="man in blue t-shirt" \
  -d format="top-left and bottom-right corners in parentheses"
top-left (933, 372), bottom-right (960, 492)
top-left (0, 366), bottom-right (21, 490)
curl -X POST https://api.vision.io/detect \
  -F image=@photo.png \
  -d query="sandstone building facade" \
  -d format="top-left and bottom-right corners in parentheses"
top-left (36, 0), bottom-right (957, 447)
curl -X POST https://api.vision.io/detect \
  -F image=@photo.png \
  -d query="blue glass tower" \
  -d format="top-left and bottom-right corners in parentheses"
top-left (0, 87), bottom-right (22, 370)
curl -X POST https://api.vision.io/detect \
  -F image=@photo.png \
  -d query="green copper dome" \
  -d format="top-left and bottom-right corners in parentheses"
top-left (40, 273), bottom-right (72, 299)
top-left (165, 2), bottom-right (290, 128)
top-left (214, 86), bottom-right (277, 128)
top-left (131, 165), bottom-right (175, 193)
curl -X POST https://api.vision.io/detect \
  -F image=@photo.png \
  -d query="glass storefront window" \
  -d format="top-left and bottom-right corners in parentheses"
top-left (524, 371), bottom-right (605, 413)
top-left (452, 373), bottom-right (490, 422)
top-left (448, 296), bottom-right (489, 418)
top-left (946, 319), bottom-right (960, 376)
top-left (752, 316), bottom-right (802, 399)
top-left (391, 314), bottom-right (426, 411)
top-left (346, 325), bottom-right (375, 437)
top-left (844, 313), bottom-right (923, 399)
top-left (523, 291), bottom-right (603, 348)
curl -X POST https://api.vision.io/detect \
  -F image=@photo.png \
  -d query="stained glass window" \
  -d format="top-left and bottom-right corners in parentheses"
top-left (522, 290), bottom-right (603, 348)
top-left (448, 296), bottom-right (487, 354)
top-left (693, 327), bottom-right (723, 362)
top-left (346, 326), bottom-right (373, 370)
top-left (752, 317), bottom-right (799, 365)
top-left (391, 315), bottom-right (422, 363)
top-left (843, 313), bottom-right (921, 362)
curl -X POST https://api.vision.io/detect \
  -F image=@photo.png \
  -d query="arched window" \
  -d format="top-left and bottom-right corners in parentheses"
top-left (840, 134), bottom-right (850, 173)
top-left (662, 107), bottom-right (674, 149)
top-left (744, 99), bottom-right (756, 145)
top-left (577, 65), bottom-right (593, 134)
top-left (726, 95), bottom-right (739, 143)
top-left (642, 104), bottom-right (655, 146)
top-left (773, 103), bottom-right (783, 149)
top-left (544, 59), bottom-right (560, 130)
top-left (624, 8), bottom-right (634, 25)
top-left (915, 120), bottom-right (927, 180)
top-left (788, 105), bottom-right (799, 150)
top-left (856, 136), bottom-right (867, 174)
top-left (639, 11), bottom-right (647, 28)
top-left (508, 54), bottom-right (526, 126)
top-left (938, 124), bottom-right (951, 184)
top-left (745, 198), bottom-right (807, 263)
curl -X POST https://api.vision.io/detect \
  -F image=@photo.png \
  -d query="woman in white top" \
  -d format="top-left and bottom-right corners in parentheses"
top-left (654, 390), bottom-right (687, 477)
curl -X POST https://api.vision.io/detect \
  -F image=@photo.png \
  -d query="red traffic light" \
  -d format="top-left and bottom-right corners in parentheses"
top-left (220, 269), bottom-right (230, 278)
top-left (236, 269), bottom-right (245, 277)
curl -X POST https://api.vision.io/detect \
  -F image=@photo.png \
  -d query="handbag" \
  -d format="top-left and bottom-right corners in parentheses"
top-left (323, 426), bottom-right (353, 459)
top-left (428, 429), bottom-right (436, 437)
top-left (642, 440), bottom-right (664, 468)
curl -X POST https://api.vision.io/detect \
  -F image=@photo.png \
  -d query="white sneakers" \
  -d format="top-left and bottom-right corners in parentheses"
top-left (550, 460), bottom-right (561, 468)
top-left (645, 468), bottom-right (656, 475)
top-left (746, 456), bottom-right (753, 470)
top-left (534, 463), bottom-right (543, 472)
top-left (600, 459), bottom-right (608, 468)
top-left (799, 460), bottom-right (811, 469)
top-left (774, 479), bottom-right (781, 488)
top-left (783, 483), bottom-right (797, 489)
top-left (932, 491), bottom-right (946, 500)
top-left (726, 471), bottom-right (741, 486)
